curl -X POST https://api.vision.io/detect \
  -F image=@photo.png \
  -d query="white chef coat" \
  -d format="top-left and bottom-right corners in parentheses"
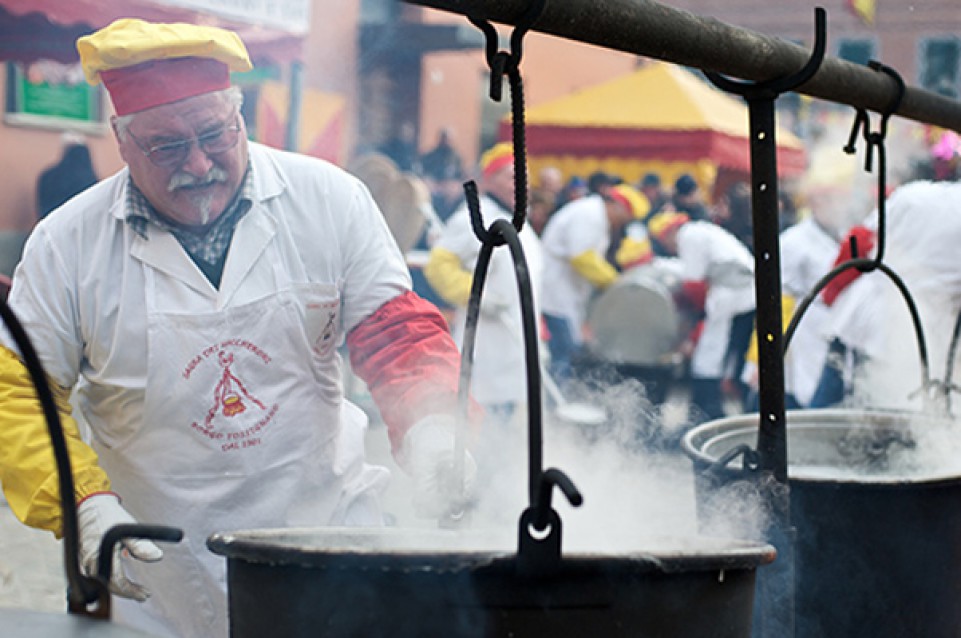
top-left (1, 143), bottom-right (408, 637)
top-left (675, 221), bottom-right (756, 378)
top-left (825, 180), bottom-right (961, 409)
top-left (539, 194), bottom-right (611, 344)
top-left (434, 194), bottom-right (544, 405)
top-left (779, 217), bottom-right (840, 405)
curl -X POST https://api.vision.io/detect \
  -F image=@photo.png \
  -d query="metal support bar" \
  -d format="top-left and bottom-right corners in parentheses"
top-left (402, 0), bottom-right (961, 133)
top-left (742, 97), bottom-right (794, 638)
top-left (285, 60), bottom-right (304, 152)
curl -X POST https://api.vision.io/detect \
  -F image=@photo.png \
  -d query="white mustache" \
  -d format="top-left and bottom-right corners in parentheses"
top-left (168, 167), bottom-right (229, 192)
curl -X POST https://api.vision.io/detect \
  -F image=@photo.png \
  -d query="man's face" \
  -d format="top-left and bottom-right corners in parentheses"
top-left (116, 91), bottom-right (248, 226)
top-left (606, 199), bottom-right (634, 229)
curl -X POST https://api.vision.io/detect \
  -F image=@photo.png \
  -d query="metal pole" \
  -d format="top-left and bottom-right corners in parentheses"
top-left (401, 0), bottom-right (961, 133)
top-left (744, 94), bottom-right (794, 638)
top-left (285, 60), bottom-right (304, 152)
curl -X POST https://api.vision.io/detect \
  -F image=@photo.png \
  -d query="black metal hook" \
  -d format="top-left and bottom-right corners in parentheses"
top-left (469, 0), bottom-right (547, 101)
top-left (531, 468), bottom-right (583, 530)
top-left (466, 0), bottom-right (546, 237)
top-left (844, 61), bottom-right (906, 162)
top-left (706, 7), bottom-right (826, 99)
top-left (842, 61), bottom-right (905, 271)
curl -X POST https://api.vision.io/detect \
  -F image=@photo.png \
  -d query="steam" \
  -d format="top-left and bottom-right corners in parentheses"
top-left (795, 108), bottom-right (930, 239)
top-left (378, 374), bottom-right (771, 554)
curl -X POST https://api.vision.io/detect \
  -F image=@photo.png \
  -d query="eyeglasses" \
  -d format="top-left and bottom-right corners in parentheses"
top-left (127, 116), bottom-right (243, 168)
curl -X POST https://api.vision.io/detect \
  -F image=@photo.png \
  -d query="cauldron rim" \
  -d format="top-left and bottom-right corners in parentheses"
top-left (0, 609), bottom-right (162, 637)
top-left (681, 407), bottom-right (961, 486)
top-left (207, 527), bottom-right (775, 574)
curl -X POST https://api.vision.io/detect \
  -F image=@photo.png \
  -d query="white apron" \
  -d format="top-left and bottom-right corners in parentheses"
top-left (678, 223), bottom-right (755, 379)
top-left (100, 240), bottom-right (388, 638)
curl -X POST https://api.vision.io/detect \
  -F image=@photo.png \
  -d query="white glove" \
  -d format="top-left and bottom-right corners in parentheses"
top-left (77, 493), bottom-right (163, 601)
top-left (403, 416), bottom-right (477, 518)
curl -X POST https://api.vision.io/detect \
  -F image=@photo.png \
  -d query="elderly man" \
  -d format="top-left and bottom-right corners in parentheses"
top-left (0, 19), bottom-right (474, 637)
top-left (539, 183), bottom-right (651, 383)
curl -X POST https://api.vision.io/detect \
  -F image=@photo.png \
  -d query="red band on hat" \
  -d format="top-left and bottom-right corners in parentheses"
top-left (482, 153), bottom-right (513, 178)
top-left (102, 57), bottom-right (231, 115)
top-left (607, 188), bottom-right (631, 212)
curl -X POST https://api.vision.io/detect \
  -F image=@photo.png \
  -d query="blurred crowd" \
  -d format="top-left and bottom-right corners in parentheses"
top-left (368, 121), bottom-right (961, 449)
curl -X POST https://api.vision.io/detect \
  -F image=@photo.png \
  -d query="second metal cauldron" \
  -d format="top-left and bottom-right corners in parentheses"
top-left (682, 408), bottom-right (961, 638)
top-left (208, 527), bottom-right (774, 638)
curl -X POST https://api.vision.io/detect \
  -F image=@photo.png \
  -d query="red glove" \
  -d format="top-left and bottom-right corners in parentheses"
top-left (822, 225), bottom-right (876, 306)
top-left (675, 280), bottom-right (708, 316)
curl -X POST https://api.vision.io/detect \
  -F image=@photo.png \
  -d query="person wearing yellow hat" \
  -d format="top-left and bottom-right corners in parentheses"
top-left (647, 210), bottom-right (755, 424)
top-left (424, 143), bottom-right (543, 436)
top-left (539, 182), bottom-right (650, 383)
top-left (0, 18), bottom-right (478, 637)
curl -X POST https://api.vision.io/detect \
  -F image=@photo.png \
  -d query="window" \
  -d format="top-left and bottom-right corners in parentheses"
top-left (837, 39), bottom-right (875, 67)
top-left (4, 61), bottom-right (105, 132)
top-left (920, 37), bottom-right (960, 98)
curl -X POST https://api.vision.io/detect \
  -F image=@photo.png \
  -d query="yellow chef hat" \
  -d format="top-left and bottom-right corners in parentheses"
top-left (479, 143), bottom-right (514, 178)
top-left (647, 210), bottom-right (690, 241)
top-left (608, 184), bottom-right (651, 219)
top-left (77, 18), bottom-right (252, 115)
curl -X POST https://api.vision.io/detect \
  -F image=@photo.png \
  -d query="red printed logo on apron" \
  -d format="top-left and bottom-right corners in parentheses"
top-left (306, 300), bottom-right (339, 358)
top-left (182, 340), bottom-right (280, 452)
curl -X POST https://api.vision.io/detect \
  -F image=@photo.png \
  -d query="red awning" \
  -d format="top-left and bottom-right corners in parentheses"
top-left (0, 0), bottom-right (304, 66)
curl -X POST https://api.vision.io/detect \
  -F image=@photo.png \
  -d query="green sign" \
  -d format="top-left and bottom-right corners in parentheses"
top-left (18, 79), bottom-right (94, 121)
top-left (10, 63), bottom-right (100, 123)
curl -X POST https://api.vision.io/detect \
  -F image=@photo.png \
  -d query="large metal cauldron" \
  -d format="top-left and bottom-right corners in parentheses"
top-left (582, 259), bottom-right (686, 406)
top-left (682, 409), bottom-right (961, 638)
top-left (208, 527), bottom-right (774, 638)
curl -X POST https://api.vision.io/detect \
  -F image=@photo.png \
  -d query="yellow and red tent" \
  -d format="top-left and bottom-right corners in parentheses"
top-left (500, 61), bottom-right (807, 200)
top-left (257, 81), bottom-right (347, 165)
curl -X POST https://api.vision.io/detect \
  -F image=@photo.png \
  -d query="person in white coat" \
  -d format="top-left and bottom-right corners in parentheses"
top-left (811, 179), bottom-right (961, 410)
top-left (424, 143), bottom-right (544, 421)
top-left (539, 184), bottom-right (651, 383)
top-left (0, 20), bottom-right (477, 638)
top-left (648, 211), bottom-right (756, 423)
top-left (741, 213), bottom-right (840, 409)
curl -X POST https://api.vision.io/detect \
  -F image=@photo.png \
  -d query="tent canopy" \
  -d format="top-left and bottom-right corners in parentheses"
top-left (0, 0), bottom-right (304, 66)
top-left (501, 61), bottom-right (807, 198)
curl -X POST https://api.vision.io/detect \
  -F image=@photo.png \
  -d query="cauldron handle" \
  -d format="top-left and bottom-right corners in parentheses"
top-left (516, 468), bottom-right (583, 576)
top-left (455, 9), bottom-right (583, 569)
top-left (704, 444), bottom-right (760, 482)
top-left (74, 524), bottom-right (185, 619)
top-left (517, 508), bottom-right (562, 577)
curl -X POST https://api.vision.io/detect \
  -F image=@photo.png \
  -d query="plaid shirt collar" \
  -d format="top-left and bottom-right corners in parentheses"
top-left (125, 164), bottom-right (254, 265)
